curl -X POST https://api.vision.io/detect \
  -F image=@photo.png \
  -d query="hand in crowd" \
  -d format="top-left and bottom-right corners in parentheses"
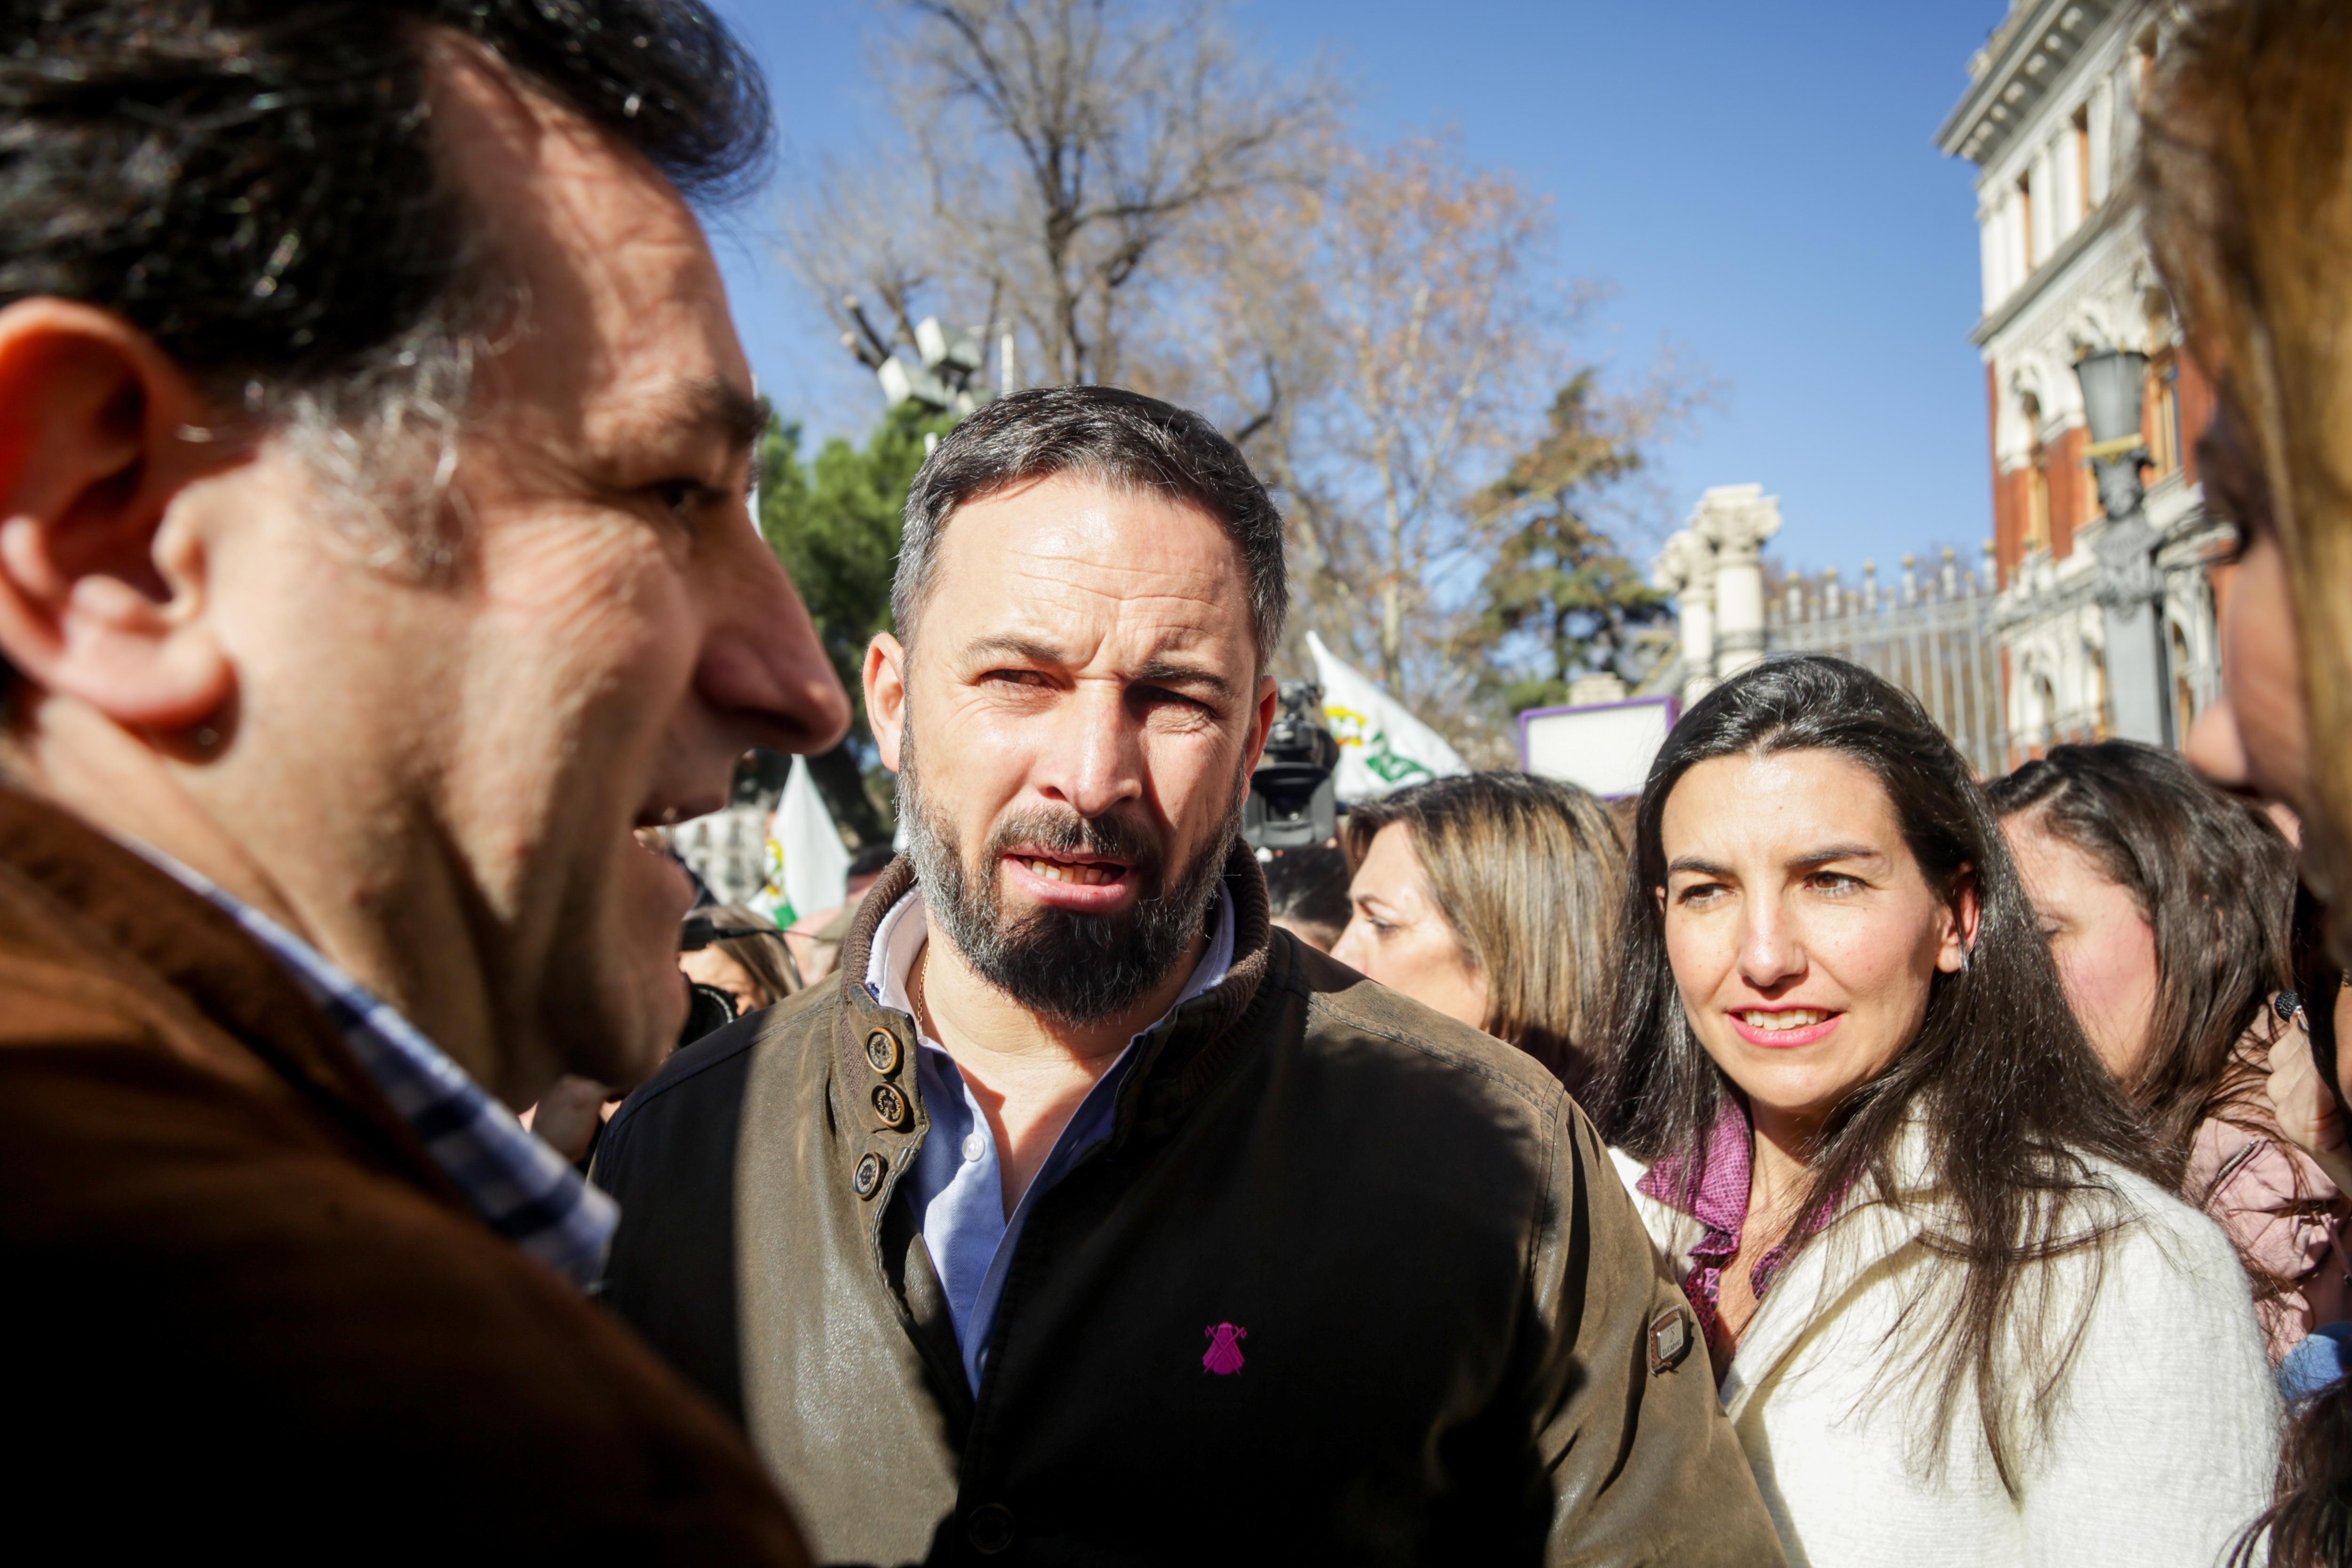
top-left (524, 1075), bottom-right (616, 1166)
top-left (2268, 1018), bottom-right (2352, 1197)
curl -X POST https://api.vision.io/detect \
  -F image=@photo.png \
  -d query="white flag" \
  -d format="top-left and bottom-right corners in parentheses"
top-left (1306, 631), bottom-right (1470, 802)
top-left (773, 755), bottom-right (852, 921)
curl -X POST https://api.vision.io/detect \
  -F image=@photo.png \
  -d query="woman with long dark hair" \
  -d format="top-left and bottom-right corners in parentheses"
top-left (1603, 655), bottom-right (2277, 1567)
top-left (1990, 743), bottom-right (2345, 1360)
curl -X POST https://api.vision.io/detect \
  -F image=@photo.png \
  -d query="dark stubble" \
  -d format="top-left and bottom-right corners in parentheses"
top-left (898, 715), bottom-right (1241, 1025)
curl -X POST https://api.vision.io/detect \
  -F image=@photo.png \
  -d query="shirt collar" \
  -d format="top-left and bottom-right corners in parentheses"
top-left (1637, 1094), bottom-right (1755, 1236)
top-left (124, 841), bottom-right (618, 1290)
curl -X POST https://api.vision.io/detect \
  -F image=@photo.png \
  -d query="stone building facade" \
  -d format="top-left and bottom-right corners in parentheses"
top-left (1937, 0), bottom-right (2232, 756)
top-left (1653, 485), bottom-right (1782, 709)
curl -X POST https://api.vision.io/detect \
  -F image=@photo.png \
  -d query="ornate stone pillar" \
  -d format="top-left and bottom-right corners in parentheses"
top-left (1692, 484), bottom-right (1782, 680)
top-left (1653, 527), bottom-right (1717, 708)
top-left (2091, 513), bottom-right (2169, 746)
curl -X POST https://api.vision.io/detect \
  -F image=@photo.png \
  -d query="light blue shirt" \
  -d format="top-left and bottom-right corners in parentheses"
top-left (865, 885), bottom-right (1235, 1392)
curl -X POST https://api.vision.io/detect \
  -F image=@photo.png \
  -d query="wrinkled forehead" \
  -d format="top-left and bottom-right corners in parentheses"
top-left (423, 34), bottom-right (748, 436)
top-left (924, 475), bottom-right (1259, 671)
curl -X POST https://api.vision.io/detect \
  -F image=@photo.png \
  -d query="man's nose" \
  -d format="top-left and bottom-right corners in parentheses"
top-left (696, 541), bottom-right (850, 758)
top-left (1035, 682), bottom-right (1145, 819)
top-left (2184, 692), bottom-right (2251, 794)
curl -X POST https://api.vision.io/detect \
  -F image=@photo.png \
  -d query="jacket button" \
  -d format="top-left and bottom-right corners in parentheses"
top-left (872, 1082), bottom-right (912, 1130)
top-left (852, 1151), bottom-right (887, 1198)
top-left (1647, 1304), bottom-right (1695, 1374)
top-left (964, 1503), bottom-right (1015, 1555)
top-left (864, 1028), bottom-right (901, 1075)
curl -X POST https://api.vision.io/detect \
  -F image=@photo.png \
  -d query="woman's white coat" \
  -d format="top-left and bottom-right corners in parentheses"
top-left (1612, 1129), bottom-right (2281, 1568)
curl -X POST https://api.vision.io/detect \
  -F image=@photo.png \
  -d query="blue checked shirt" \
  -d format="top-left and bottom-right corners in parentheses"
top-left (134, 844), bottom-right (619, 1289)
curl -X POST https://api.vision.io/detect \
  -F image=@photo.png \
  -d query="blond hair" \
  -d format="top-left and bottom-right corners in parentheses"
top-left (1343, 772), bottom-right (1624, 1096)
top-left (2142, 1), bottom-right (2352, 937)
top-left (2140, 13), bottom-right (2352, 1559)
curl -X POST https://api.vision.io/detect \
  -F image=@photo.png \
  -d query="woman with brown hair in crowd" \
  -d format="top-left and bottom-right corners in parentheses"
top-left (2141, 2), bottom-right (2352, 1557)
top-left (1991, 742), bottom-right (2347, 1360)
top-left (1331, 771), bottom-right (1623, 1099)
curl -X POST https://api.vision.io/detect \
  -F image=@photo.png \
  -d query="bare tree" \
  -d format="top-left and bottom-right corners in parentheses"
top-left (1168, 136), bottom-right (1565, 708)
top-left (783, 5), bottom-right (1709, 762)
top-left (787, 0), bottom-right (1337, 389)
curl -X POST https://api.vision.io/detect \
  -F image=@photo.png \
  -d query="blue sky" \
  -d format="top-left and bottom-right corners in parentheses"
top-left (704, 0), bottom-right (2006, 576)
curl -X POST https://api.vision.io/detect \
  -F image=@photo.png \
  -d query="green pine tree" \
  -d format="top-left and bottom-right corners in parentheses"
top-left (1468, 372), bottom-right (1672, 714)
top-left (758, 403), bottom-right (956, 844)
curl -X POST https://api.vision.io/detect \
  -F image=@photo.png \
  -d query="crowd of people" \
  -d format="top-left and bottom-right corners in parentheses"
top-left (5, 0), bottom-right (2352, 1563)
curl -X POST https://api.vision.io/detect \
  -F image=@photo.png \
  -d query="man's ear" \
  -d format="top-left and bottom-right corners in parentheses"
top-left (865, 631), bottom-right (909, 774)
top-left (1241, 674), bottom-right (1279, 779)
top-left (0, 298), bottom-right (234, 730)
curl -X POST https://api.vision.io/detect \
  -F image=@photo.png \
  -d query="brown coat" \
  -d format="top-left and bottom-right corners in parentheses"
top-left (597, 848), bottom-right (1787, 1566)
top-left (0, 786), bottom-right (808, 1564)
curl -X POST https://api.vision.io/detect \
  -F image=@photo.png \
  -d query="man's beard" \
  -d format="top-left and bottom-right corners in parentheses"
top-left (898, 722), bottom-right (1241, 1025)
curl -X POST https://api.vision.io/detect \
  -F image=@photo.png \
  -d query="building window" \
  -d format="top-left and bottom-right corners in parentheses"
top-left (2029, 460), bottom-right (2051, 555)
top-left (2072, 105), bottom-right (2093, 220)
top-left (2023, 394), bottom-right (2050, 554)
top-left (2147, 353), bottom-right (2183, 479)
top-left (2018, 171), bottom-right (2035, 277)
top-left (2026, 671), bottom-right (2058, 754)
top-left (2172, 621), bottom-right (2197, 739)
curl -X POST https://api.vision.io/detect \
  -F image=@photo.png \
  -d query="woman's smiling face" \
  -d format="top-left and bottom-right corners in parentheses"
top-left (1660, 748), bottom-right (1974, 1134)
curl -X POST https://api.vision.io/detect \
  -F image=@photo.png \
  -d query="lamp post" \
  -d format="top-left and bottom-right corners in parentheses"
top-left (2074, 348), bottom-right (2170, 747)
top-left (839, 297), bottom-right (998, 421)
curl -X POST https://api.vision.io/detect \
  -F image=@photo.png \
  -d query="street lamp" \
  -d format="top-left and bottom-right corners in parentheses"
top-left (2072, 347), bottom-right (2169, 746)
top-left (839, 297), bottom-right (999, 420)
top-left (2076, 347), bottom-right (2150, 520)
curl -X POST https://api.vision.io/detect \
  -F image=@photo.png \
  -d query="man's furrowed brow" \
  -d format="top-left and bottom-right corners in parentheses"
top-left (963, 634), bottom-right (1070, 669)
top-left (1134, 659), bottom-right (1235, 701)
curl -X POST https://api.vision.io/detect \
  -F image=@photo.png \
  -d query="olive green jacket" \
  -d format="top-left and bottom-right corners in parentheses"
top-left (597, 846), bottom-right (1783, 1567)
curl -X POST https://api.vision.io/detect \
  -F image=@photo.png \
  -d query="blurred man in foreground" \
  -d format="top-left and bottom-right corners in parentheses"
top-left (0, 2), bottom-right (843, 1557)
top-left (596, 386), bottom-right (1781, 1565)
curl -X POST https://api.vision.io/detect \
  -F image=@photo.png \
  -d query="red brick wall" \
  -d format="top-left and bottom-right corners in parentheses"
top-left (2048, 424), bottom-right (2088, 561)
top-left (2176, 350), bottom-right (2217, 485)
top-left (1989, 363), bottom-right (2018, 585)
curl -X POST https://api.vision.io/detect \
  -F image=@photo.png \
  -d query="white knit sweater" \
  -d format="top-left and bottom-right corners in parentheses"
top-left (1611, 1136), bottom-right (2282, 1568)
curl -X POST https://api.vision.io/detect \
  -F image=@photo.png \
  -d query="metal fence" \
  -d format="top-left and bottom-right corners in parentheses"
top-left (1763, 549), bottom-right (2012, 778)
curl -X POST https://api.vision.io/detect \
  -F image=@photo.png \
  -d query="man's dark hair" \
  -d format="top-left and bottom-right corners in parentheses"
top-left (0, 1), bottom-right (770, 690)
top-left (1263, 844), bottom-right (1350, 944)
top-left (894, 386), bottom-right (1287, 666)
top-left (3, 1), bottom-right (768, 408)
top-left (846, 843), bottom-right (896, 881)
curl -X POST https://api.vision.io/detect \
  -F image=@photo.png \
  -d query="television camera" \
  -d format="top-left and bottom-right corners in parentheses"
top-left (1244, 681), bottom-right (1341, 852)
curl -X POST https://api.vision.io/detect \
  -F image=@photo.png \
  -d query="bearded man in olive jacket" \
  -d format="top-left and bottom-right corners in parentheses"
top-left (596, 386), bottom-right (1784, 1567)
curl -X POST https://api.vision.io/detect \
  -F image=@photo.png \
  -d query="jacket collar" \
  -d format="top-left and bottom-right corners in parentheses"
top-left (0, 785), bottom-right (465, 1206)
top-left (1717, 1116), bottom-right (1943, 1421)
top-left (828, 838), bottom-right (1275, 1198)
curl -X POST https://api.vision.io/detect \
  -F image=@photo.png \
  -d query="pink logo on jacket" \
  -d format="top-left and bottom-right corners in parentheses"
top-left (1202, 1322), bottom-right (1247, 1375)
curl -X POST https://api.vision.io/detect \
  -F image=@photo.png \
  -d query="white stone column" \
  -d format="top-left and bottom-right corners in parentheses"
top-left (2088, 78), bottom-right (2114, 204)
top-left (1653, 527), bottom-right (1717, 708)
top-left (1692, 484), bottom-right (1782, 681)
